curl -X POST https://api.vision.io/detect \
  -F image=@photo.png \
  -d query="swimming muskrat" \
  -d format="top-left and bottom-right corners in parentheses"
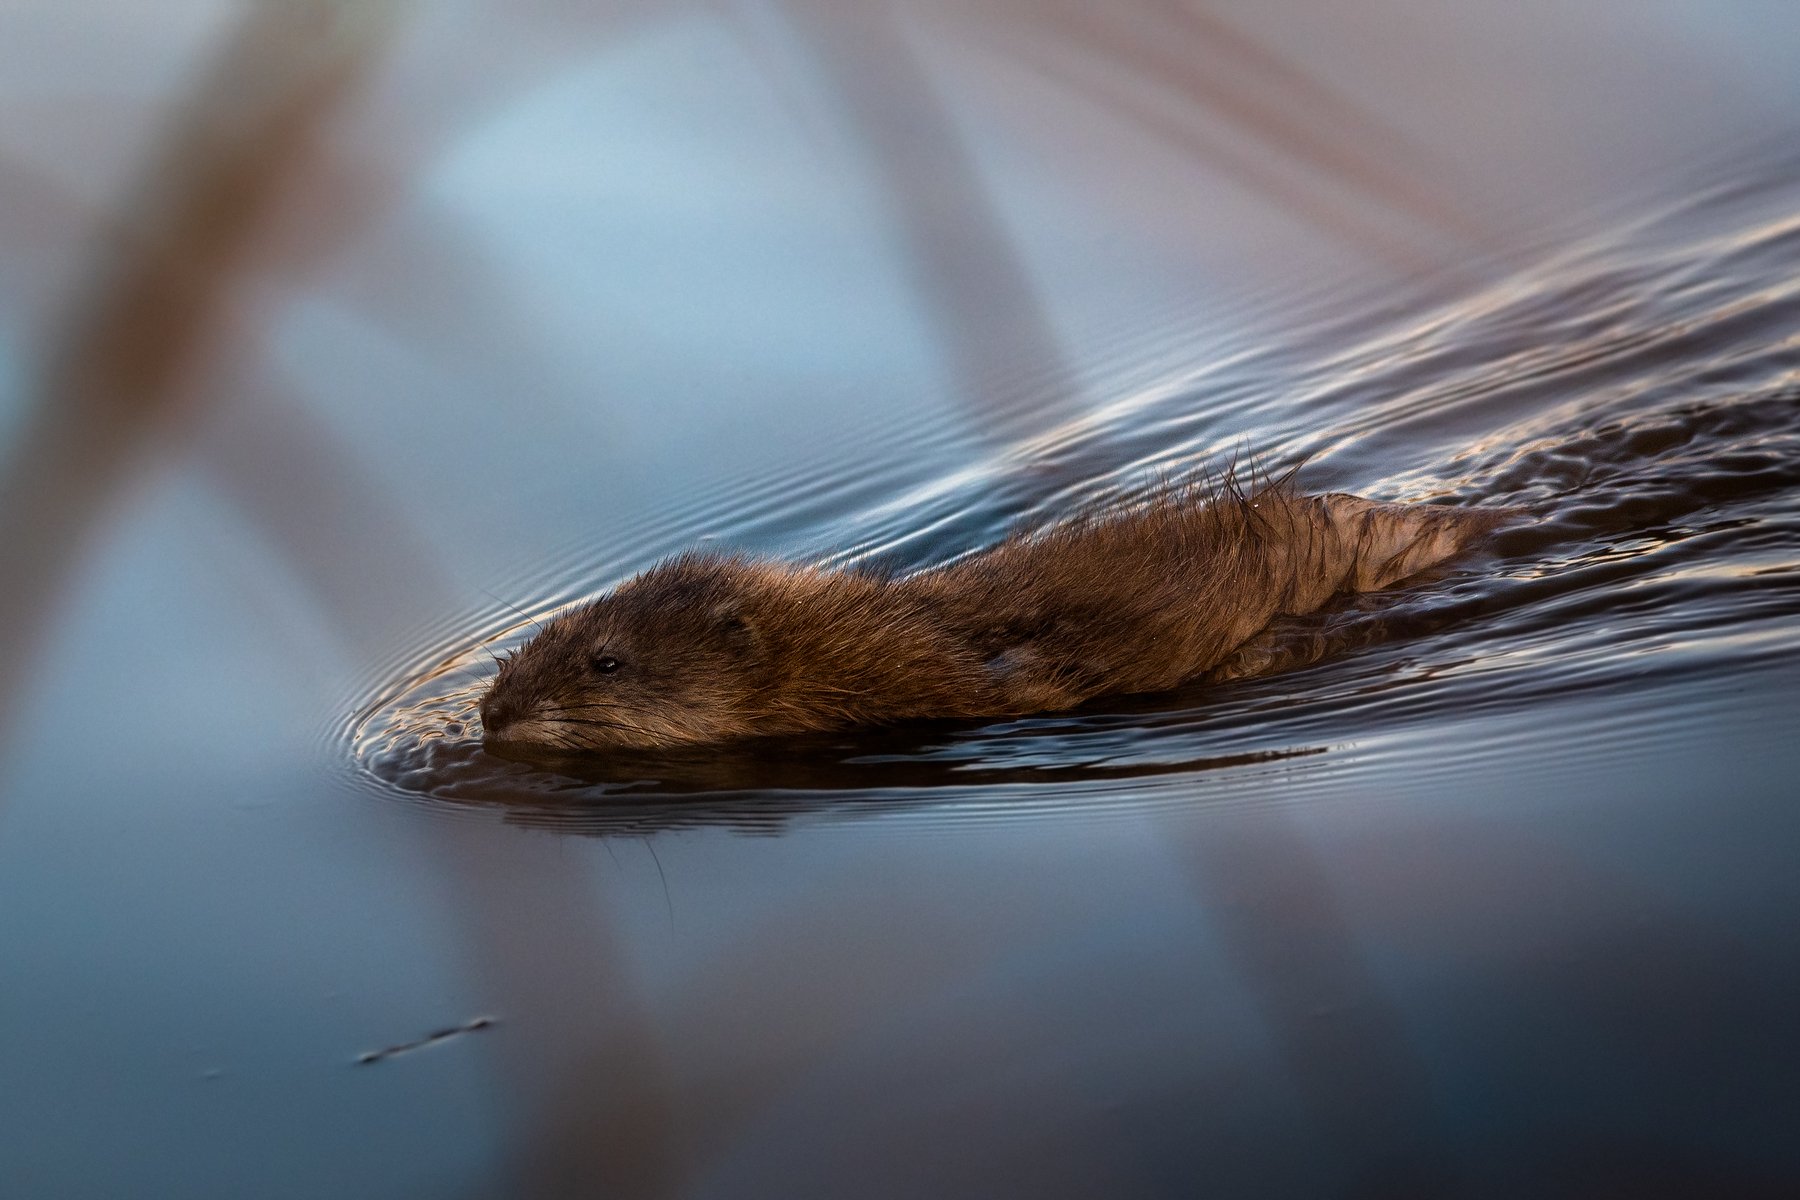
top-left (479, 480), bottom-right (1508, 753)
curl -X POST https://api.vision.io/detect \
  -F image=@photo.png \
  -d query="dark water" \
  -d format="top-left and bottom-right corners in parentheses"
top-left (4, 6), bottom-right (1800, 1199)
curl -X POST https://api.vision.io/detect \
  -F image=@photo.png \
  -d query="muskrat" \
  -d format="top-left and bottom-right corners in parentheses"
top-left (479, 481), bottom-right (1508, 753)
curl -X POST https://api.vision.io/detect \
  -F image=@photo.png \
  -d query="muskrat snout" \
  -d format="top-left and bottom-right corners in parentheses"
top-left (477, 696), bottom-right (510, 737)
top-left (477, 687), bottom-right (531, 747)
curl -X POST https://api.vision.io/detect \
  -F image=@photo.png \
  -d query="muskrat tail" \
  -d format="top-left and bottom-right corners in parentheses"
top-left (1318, 493), bottom-right (1519, 591)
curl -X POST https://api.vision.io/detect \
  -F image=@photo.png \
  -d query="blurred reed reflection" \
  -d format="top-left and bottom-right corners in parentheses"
top-left (0, 1), bottom-right (412, 735)
top-left (3, 1), bottom-right (1795, 1196)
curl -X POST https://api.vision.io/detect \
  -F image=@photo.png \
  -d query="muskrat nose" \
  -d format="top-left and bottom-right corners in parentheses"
top-left (479, 694), bottom-right (518, 738)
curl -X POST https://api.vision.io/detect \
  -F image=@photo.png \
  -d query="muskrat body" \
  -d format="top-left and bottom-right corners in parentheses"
top-left (479, 483), bottom-right (1507, 753)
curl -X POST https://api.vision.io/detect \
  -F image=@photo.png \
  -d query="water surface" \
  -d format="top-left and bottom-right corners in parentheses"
top-left (2, 4), bottom-right (1798, 1198)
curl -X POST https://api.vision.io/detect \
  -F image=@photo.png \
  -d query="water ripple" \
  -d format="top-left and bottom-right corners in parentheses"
top-left (342, 166), bottom-right (1800, 831)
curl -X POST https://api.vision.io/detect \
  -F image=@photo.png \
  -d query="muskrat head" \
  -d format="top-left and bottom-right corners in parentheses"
top-left (478, 557), bottom-right (768, 754)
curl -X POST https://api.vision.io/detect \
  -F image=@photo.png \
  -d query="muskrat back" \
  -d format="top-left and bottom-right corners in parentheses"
top-left (480, 481), bottom-right (1509, 753)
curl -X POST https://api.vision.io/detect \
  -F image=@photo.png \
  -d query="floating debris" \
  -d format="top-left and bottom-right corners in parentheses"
top-left (356, 1016), bottom-right (495, 1065)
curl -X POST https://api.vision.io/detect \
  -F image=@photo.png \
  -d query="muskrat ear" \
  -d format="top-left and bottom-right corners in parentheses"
top-left (711, 599), bottom-right (759, 649)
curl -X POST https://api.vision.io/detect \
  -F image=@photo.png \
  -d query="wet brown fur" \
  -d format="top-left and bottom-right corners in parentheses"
top-left (480, 480), bottom-right (1507, 752)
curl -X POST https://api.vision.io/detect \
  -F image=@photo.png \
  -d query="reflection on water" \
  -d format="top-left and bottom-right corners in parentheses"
top-left (354, 172), bottom-right (1800, 839)
top-left (3, 3), bottom-right (1799, 1198)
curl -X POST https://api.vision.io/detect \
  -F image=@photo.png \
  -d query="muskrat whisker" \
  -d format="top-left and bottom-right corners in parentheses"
top-left (541, 704), bottom-right (642, 724)
top-left (541, 711), bottom-right (647, 736)
top-left (553, 716), bottom-right (638, 733)
top-left (481, 587), bottom-right (545, 634)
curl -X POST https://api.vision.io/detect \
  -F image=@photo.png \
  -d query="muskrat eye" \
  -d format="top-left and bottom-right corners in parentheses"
top-left (591, 654), bottom-right (622, 675)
